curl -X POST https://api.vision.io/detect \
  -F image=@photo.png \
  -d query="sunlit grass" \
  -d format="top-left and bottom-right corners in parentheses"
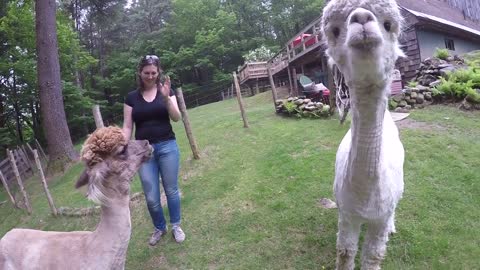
top-left (1, 94), bottom-right (479, 269)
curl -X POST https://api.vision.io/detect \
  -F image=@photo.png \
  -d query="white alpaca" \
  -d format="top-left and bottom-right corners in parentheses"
top-left (0, 127), bottom-right (152, 270)
top-left (321, 0), bottom-right (405, 269)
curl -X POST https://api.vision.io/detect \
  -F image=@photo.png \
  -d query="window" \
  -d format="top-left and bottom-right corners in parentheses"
top-left (445, 38), bottom-right (455, 51)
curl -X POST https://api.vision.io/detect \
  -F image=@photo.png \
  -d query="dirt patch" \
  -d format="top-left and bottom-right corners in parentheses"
top-left (395, 118), bottom-right (444, 131)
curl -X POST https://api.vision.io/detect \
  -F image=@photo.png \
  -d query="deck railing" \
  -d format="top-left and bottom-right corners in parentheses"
top-left (238, 61), bottom-right (269, 84)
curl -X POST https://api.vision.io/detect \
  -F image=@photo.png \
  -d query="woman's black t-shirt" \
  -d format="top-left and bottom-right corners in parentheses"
top-left (125, 89), bottom-right (175, 143)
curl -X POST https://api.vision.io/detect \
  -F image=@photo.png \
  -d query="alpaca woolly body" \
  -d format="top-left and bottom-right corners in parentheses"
top-left (321, 0), bottom-right (405, 269)
top-left (0, 127), bottom-right (152, 270)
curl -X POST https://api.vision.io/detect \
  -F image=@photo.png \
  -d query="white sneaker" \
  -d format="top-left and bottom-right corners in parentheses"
top-left (172, 225), bottom-right (185, 243)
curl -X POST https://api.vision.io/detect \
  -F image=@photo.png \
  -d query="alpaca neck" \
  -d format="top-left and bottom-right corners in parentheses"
top-left (93, 196), bottom-right (131, 269)
top-left (348, 84), bottom-right (388, 178)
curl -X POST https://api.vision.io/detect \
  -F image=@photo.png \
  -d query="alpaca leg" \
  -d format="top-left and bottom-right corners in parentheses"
top-left (361, 222), bottom-right (389, 270)
top-left (387, 212), bottom-right (396, 235)
top-left (336, 215), bottom-right (361, 270)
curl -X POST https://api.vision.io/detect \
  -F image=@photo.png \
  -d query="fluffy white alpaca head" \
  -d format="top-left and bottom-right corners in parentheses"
top-left (321, 0), bottom-right (404, 91)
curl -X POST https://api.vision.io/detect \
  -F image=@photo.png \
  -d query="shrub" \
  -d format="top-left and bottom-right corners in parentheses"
top-left (388, 99), bottom-right (398, 110)
top-left (435, 48), bottom-right (450, 60)
top-left (407, 80), bottom-right (418, 88)
top-left (284, 101), bottom-right (299, 114)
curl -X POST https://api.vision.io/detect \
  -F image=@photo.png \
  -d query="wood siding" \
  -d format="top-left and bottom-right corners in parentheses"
top-left (397, 10), bottom-right (421, 84)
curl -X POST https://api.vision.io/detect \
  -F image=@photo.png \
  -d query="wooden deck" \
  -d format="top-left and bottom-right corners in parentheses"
top-left (238, 62), bottom-right (269, 84)
top-left (238, 15), bottom-right (325, 85)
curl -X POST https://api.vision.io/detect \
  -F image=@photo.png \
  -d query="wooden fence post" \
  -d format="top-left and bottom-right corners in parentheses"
top-left (232, 72), bottom-right (249, 128)
top-left (0, 170), bottom-right (17, 208)
top-left (268, 67), bottom-right (279, 110)
top-left (33, 150), bottom-right (57, 216)
top-left (292, 67), bottom-right (298, 97)
top-left (175, 87), bottom-right (201, 160)
top-left (35, 139), bottom-right (48, 162)
top-left (8, 150), bottom-right (32, 214)
top-left (92, 105), bottom-right (104, 128)
top-left (21, 145), bottom-right (32, 164)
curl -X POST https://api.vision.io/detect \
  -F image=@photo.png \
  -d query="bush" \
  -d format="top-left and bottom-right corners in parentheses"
top-left (407, 80), bottom-right (418, 88)
top-left (388, 99), bottom-right (398, 110)
top-left (435, 48), bottom-right (450, 60)
top-left (434, 68), bottom-right (480, 104)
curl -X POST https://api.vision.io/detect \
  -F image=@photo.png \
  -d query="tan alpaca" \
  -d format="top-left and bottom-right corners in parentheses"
top-left (321, 0), bottom-right (405, 269)
top-left (0, 127), bottom-right (152, 270)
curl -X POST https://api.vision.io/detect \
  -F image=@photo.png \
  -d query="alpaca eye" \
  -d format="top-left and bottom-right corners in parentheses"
top-left (332, 27), bottom-right (340, 38)
top-left (384, 21), bottom-right (391, 31)
top-left (119, 145), bottom-right (127, 155)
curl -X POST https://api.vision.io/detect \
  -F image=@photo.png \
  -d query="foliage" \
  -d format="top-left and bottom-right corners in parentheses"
top-left (283, 100), bottom-right (299, 114)
top-left (434, 48), bottom-right (450, 60)
top-left (0, 0), bottom-right (97, 152)
top-left (243, 45), bottom-right (279, 62)
top-left (434, 67), bottom-right (480, 103)
top-left (407, 80), bottom-right (418, 88)
top-left (2, 95), bottom-right (480, 269)
top-left (389, 99), bottom-right (398, 110)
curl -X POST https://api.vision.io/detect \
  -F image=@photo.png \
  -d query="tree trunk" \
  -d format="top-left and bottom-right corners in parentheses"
top-left (35, 0), bottom-right (79, 174)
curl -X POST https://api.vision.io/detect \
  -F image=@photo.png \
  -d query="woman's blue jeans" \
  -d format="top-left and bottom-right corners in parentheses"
top-left (138, 139), bottom-right (181, 231)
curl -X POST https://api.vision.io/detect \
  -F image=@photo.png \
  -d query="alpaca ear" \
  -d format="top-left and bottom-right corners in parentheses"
top-left (75, 169), bottom-right (90, 189)
top-left (396, 46), bottom-right (406, 59)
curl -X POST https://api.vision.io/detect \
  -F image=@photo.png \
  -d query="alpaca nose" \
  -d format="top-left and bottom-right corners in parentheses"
top-left (349, 8), bottom-right (375, 25)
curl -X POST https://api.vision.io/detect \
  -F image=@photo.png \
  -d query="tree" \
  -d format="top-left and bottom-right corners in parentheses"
top-left (35, 0), bottom-right (79, 173)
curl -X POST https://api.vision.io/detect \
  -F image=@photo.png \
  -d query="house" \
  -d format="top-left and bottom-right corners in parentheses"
top-left (242, 0), bottom-right (480, 100)
top-left (397, 0), bottom-right (480, 83)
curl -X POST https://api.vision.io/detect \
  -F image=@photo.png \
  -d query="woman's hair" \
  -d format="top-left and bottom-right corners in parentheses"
top-left (136, 55), bottom-right (163, 91)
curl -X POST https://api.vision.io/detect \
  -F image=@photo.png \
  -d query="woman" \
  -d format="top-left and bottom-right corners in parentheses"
top-left (123, 55), bottom-right (185, 245)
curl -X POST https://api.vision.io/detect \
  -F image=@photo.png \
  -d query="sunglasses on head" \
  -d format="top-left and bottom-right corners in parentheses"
top-left (145, 55), bottom-right (159, 60)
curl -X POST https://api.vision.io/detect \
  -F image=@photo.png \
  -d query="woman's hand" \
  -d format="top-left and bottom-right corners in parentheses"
top-left (157, 75), bottom-right (171, 98)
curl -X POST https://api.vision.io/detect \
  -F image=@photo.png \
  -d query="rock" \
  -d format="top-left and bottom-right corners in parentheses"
top-left (416, 104), bottom-right (426, 109)
top-left (287, 97), bottom-right (295, 102)
top-left (322, 105), bottom-right (330, 112)
top-left (460, 100), bottom-right (473, 110)
top-left (405, 105), bottom-right (412, 110)
top-left (411, 88), bottom-right (419, 93)
top-left (318, 198), bottom-right (337, 209)
top-left (303, 98), bottom-right (311, 103)
top-left (394, 107), bottom-right (409, 113)
top-left (275, 100), bottom-right (284, 105)
top-left (429, 80), bottom-right (442, 88)
top-left (438, 63), bottom-right (453, 69)
top-left (294, 99), bottom-right (304, 105)
top-left (307, 102), bottom-right (314, 106)
top-left (417, 85), bottom-right (430, 92)
top-left (416, 93), bottom-right (425, 104)
top-left (407, 98), bottom-right (416, 105)
top-left (392, 93), bottom-right (404, 102)
top-left (404, 88), bottom-right (411, 95)
top-left (398, 100), bottom-right (407, 107)
top-left (410, 92), bottom-right (418, 99)
top-left (424, 92), bottom-right (432, 101)
top-left (439, 66), bottom-right (458, 76)
top-left (419, 74), bottom-right (438, 86)
top-left (299, 104), bottom-right (306, 110)
top-left (304, 105), bottom-right (316, 111)
top-left (446, 56), bottom-right (454, 62)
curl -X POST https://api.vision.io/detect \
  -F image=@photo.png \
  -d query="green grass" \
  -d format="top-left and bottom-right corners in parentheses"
top-left (1, 93), bottom-right (479, 269)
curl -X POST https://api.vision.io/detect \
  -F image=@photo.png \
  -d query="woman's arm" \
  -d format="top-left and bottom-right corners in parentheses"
top-left (122, 104), bottom-right (134, 140)
top-left (165, 95), bottom-right (181, 122)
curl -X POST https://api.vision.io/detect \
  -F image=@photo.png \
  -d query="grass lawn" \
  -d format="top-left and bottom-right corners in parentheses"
top-left (1, 92), bottom-right (479, 269)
